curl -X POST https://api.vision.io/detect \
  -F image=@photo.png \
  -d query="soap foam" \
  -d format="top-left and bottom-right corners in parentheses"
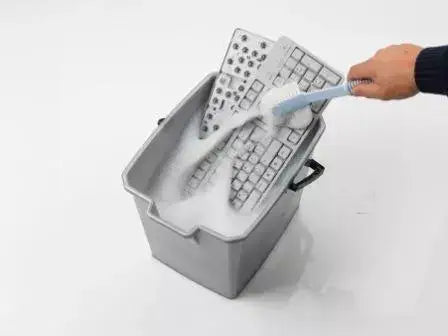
top-left (151, 108), bottom-right (261, 237)
top-left (151, 86), bottom-right (313, 238)
top-left (259, 82), bottom-right (314, 131)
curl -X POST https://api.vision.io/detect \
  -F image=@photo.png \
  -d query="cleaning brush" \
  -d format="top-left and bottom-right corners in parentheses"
top-left (271, 79), bottom-right (373, 117)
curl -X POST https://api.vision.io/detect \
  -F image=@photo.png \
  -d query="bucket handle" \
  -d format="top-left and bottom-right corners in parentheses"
top-left (289, 159), bottom-right (325, 192)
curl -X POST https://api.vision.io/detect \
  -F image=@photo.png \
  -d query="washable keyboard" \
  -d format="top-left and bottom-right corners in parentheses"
top-left (199, 29), bottom-right (274, 139)
top-left (186, 33), bottom-right (343, 212)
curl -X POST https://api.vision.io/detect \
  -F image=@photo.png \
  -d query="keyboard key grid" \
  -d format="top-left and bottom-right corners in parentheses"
top-left (199, 29), bottom-right (273, 138)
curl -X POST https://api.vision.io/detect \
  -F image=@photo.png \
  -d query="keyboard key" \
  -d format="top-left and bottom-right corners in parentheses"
top-left (246, 89), bottom-right (258, 101)
top-left (233, 158), bottom-right (243, 169)
top-left (248, 153), bottom-right (259, 165)
top-left (278, 145), bottom-right (291, 159)
top-left (263, 167), bottom-right (276, 181)
top-left (216, 140), bottom-right (227, 150)
top-left (242, 162), bottom-right (253, 174)
top-left (277, 126), bottom-right (292, 142)
top-left (227, 148), bottom-right (238, 159)
top-left (223, 133), bottom-right (232, 143)
top-left (313, 76), bottom-right (325, 89)
top-left (243, 181), bottom-right (254, 193)
top-left (285, 57), bottom-right (298, 70)
top-left (270, 157), bottom-right (284, 170)
top-left (252, 80), bottom-right (264, 92)
top-left (256, 179), bottom-right (268, 192)
top-left (194, 169), bottom-right (206, 179)
top-left (244, 190), bottom-right (262, 210)
top-left (284, 78), bottom-right (296, 86)
top-left (240, 98), bottom-right (251, 110)
top-left (254, 163), bottom-right (266, 176)
top-left (237, 190), bottom-right (249, 201)
top-left (301, 55), bottom-right (322, 73)
top-left (238, 123), bottom-right (255, 141)
top-left (312, 99), bottom-right (327, 113)
top-left (207, 152), bottom-right (218, 162)
top-left (273, 75), bottom-right (284, 87)
top-left (320, 67), bottom-right (341, 85)
top-left (189, 178), bottom-right (200, 188)
top-left (232, 199), bottom-right (243, 210)
top-left (232, 179), bottom-right (242, 190)
top-left (237, 171), bottom-right (248, 182)
top-left (244, 141), bottom-right (255, 152)
top-left (289, 72), bottom-right (300, 83)
top-left (291, 48), bottom-right (304, 61)
top-left (279, 67), bottom-right (291, 79)
top-left (294, 63), bottom-right (307, 76)
top-left (250, 127), bottom-right (266, 141)
top-left (260, 139), bottom-right (282, 166)
top-left (254, 144), bottom-right (265, 156)
top-left (232, 169), bottom-right (238, 178)
top-left (249, 172), bottom-right (260, 184)
top-left (232, 138), bottom-right (244, 150)
top-left (239, 151), bottom-right (249, 160)
top-left (288, 131), bottom-right (301, 144)
top-left (219, 73), bottom-right (231, 85)
top-left (200, 160), bottom-right (211, 170)
top-left (304, 70), bottom-right (316, 82)
top-left (260, 136), bottom-right (272, 148)
top-left (298, 79), bottom-right (310, 91)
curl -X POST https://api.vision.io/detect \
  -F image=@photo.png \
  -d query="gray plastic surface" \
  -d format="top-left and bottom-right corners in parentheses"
top-left (122, 73), bottom-right (325, 298)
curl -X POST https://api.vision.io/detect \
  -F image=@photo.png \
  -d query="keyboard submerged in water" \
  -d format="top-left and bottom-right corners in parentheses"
top-left (185, 32), bottom-right (343, 212)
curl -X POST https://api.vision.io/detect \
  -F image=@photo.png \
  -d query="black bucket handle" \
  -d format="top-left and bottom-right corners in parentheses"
top-left (289, 159), bottom-right (325, 192)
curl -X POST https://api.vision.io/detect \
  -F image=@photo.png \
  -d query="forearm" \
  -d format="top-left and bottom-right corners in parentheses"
top-left (415, 46), bottom-right (448, 95)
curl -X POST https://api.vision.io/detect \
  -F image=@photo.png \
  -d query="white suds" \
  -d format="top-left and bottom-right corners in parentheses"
top-left (259, 82), bottom-right (314, 131)
top-left (150, 84), bottom-right (314, 238)
top-left (151, 109), bottom-right (260, 237)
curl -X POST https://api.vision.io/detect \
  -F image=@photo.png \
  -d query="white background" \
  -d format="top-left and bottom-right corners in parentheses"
top-left (2, 1), bottom-right (448, 335)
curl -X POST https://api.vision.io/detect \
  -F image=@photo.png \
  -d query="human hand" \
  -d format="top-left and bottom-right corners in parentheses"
top-left (348, 44), bottom-right (423, 100)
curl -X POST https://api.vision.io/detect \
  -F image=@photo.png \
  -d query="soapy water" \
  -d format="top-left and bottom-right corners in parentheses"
top-left (151, 108), bottom-right (263, 237)
top-left (151, 85), bottom-right (314, 237)
top-left (155, 153), bottom-right (258, 238)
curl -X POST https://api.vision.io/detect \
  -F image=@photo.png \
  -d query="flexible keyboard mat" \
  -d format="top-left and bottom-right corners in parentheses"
top-left (198, 29), bottom-right (274, 138)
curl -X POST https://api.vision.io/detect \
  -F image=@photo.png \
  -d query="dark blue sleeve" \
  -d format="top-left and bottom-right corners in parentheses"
top-left (415, 46), bottom-right (448, 95)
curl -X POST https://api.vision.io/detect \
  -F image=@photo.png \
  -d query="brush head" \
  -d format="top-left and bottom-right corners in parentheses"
top-left (258, 82), bottom-right (314, 130)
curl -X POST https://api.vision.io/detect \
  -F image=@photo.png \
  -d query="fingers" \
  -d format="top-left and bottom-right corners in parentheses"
top-left (351, 83), bottom-right (383, 99)
top-left (347, 59), bottom-right (376, 80)
top-left (349, 57), bottom-right (382, 98)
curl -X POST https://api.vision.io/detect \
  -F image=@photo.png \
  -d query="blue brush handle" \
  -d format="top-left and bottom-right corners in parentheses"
top-left (273, 79), bottom-right (372, 116)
